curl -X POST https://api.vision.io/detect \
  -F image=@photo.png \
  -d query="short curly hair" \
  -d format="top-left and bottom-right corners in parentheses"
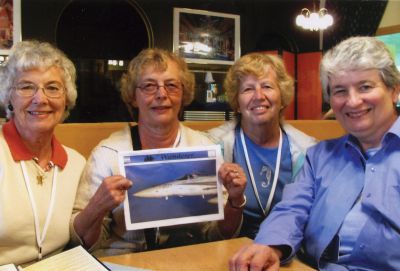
top-left (320, 36), bottom-right (400, 103)
top-left (224, 52), bottom-right (294, 115)
top-left (120, 48), bottom-right (195, 118)
top-left (0, 40), bottom-right (77, 120)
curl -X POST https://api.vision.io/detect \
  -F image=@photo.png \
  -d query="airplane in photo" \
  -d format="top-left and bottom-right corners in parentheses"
top-left (134, 174), bottom-right (217, 200)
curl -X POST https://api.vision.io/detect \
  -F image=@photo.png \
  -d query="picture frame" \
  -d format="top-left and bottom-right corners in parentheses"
top-left (376, 25), bottom-right (400, 69)
top-left (173, 8), bottom-right (240, 65)
top-left (376, 25), bottom-right (400, 107)
top-left (0, 0), bottom-right (21, 55)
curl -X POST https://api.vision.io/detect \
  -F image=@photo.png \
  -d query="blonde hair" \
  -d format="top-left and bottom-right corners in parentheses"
top-left (224, 52), bottom-right (294, 115)
top-left (120, 48), bottom-right (194, 117)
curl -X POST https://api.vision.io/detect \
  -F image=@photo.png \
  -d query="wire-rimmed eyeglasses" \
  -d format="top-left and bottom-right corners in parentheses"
top-left (13, 82), bottom-right (66, 98)
top-left (136, 81), bottom-right (183, 96)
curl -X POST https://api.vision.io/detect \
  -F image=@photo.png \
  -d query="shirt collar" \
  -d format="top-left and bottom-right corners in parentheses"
top-left (387, 116), bottom-right (400, 138)
top-left (345, 116), bottom-right (400, 150)
top-left (2, 119), bottom-right (68, 169)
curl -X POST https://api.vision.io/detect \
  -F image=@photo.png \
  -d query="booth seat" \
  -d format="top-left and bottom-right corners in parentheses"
top-left (54, 120), bottom-right (346, 159)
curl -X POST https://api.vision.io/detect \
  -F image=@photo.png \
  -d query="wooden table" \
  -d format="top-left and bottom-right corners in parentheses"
top-left (100, 237), bottom-right (315, 271)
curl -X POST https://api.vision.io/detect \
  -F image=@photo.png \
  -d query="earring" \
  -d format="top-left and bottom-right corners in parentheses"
top-left (7, 104), bottom-right (13, 111)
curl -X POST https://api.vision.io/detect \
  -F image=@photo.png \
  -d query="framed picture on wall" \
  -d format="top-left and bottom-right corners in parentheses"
top-left (376, 25), bottom-right (400, 107)
top-left (376, 25), bottom-right (400, 69)
top-left (0, 0), bottom-right (21, 55)
top-left (173, 8), bottom-right (240, 65)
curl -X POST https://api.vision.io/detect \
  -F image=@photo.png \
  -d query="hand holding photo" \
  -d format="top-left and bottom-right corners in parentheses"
top-left (119, 145), bottom-right (223, 231)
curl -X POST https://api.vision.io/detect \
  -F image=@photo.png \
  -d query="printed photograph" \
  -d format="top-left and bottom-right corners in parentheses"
top-left (119, 146), bottom-right (223, 230)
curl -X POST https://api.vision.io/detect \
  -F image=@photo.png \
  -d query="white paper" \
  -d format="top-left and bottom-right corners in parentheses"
top-left (23, 246), bottom-right (108, 271)
top-left (119, 145), bottom-right (224, 230)
top-left (0, 264), bottom-right (18, 271)
top-left (102, 262), bottom-right (151, 271)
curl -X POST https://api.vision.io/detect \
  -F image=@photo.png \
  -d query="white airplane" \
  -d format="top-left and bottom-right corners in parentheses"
top-left (133, 174), bottom-right (217, 200)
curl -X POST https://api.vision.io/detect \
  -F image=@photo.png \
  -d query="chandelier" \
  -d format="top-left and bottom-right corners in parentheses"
top-left (296, 8), bottom-right (333, 31)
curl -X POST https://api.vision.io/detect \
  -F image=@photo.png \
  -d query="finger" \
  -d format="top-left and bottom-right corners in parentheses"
top-left (118, 178), bottom-right (133, 190)
top-left (104, 176), bottom-right (132, 190)
top-left (219, 170), bottom-right (233, 185)
top-left (224, 166), bottom-right (240, 180)
top-left (250, 245), bottom-right (279, 271)
top-left (229, 245), bottom-right (253, 271)
top-left (218, 163), bottom-right (232, 179)
top-left (227, 170), bottom-right (245, 187)
top-left (229, 165), bottom-right (245, 180)
top-left (220, 163), bottom-right (240, 175)
top-left (230, 169), bottom-right (240, 178)
top-left (249, 253), bottom-right (270, 271)
top-left (106, 188), bottom-right (127, 208)
top-left (98, 177), bottom-right (128, 200)
top-left (231, 175), bottom-right (246, 189)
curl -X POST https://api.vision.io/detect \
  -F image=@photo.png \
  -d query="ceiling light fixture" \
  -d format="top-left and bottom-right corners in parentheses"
top-left (296, 8), bottom-right (333, 31)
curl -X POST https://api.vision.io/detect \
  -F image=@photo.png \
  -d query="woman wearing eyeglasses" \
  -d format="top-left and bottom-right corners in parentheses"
top-left (0, 40), bottom-right (85, 266)
top-left (71, 48), bottom-right (246, 256)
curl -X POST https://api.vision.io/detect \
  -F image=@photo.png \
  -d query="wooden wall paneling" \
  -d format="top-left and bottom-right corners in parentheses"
top-left (282, 51), bottom-right (295, 120)
top-left (296, 52), bottom-right (323, 119)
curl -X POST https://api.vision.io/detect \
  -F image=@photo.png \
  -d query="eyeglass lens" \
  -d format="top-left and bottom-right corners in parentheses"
top-left (14, 83), bottom-right (65, 98)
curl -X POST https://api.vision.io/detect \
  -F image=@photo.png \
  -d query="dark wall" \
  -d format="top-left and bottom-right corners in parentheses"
top-left (23, 0), bottom-right (387, 53)
top-left (21, 0), bottom-right (387, 122)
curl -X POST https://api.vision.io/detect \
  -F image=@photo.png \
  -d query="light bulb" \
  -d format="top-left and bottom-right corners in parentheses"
top-left (325, 14), bottom-right (333, 26)
top-left (295, 7), bottom-right (333, 31)
top-left (309, 12), bottom-right (319, 31)
top-left (296, 14), bottom-right (305, 26)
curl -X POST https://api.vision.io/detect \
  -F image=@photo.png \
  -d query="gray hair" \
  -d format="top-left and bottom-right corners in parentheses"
top-left (0, 40), bottom-right (77, 120)
top-left (320, 36), bottom-right (400, 102)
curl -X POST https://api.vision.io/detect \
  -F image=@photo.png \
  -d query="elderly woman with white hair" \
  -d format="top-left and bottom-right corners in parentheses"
top-left (229, 36), bottom-right (400, 271)
top-left (0, 40), bottom-right (85, 266)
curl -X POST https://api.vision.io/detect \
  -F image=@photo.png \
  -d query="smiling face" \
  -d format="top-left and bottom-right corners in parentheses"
top-left (9, 66), bottom-right (67, 139)
top-left (133, 60), bottom-right (183, 128)
top-left (238, 66), bottom-right (282, 130)
top-left (329, 69), bottom-right (399, 149)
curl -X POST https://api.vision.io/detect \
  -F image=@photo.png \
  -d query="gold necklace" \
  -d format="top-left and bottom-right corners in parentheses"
top-left (32, 157), bottom-right (54, 185)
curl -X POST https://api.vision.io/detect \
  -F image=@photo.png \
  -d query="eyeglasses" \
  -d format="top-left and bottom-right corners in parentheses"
top-left (136, 81), bottom-right (182, 95)
top-left (13, 82), bottom-right (66, 98)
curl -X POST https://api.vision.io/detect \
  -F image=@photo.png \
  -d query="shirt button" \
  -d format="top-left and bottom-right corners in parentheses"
top-left (366, 193), bottom-right (371, 198)
top-left (370, 167), bottom-right (375, 172)
top-left (359, 244), bottom-right (365, 249)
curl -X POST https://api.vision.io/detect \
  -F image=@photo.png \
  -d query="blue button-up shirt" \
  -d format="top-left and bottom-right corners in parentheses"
top-left (255, 117), bottom-right (400, 271)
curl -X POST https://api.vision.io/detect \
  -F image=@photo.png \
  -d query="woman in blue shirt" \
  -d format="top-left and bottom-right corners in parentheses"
top-left (229, 37), bottom-right (400, 271)
top-left (208, 53), bottom-right (316, 239)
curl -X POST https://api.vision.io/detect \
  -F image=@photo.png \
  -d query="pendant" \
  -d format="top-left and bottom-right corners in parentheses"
top-left (37, 175), bottom-right (44, 185)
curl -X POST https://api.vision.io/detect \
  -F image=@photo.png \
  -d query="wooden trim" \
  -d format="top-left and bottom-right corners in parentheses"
top-left (376, 24), bottom-right (400, 35)
top-left (54, 120), bottom-right (346, 159)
